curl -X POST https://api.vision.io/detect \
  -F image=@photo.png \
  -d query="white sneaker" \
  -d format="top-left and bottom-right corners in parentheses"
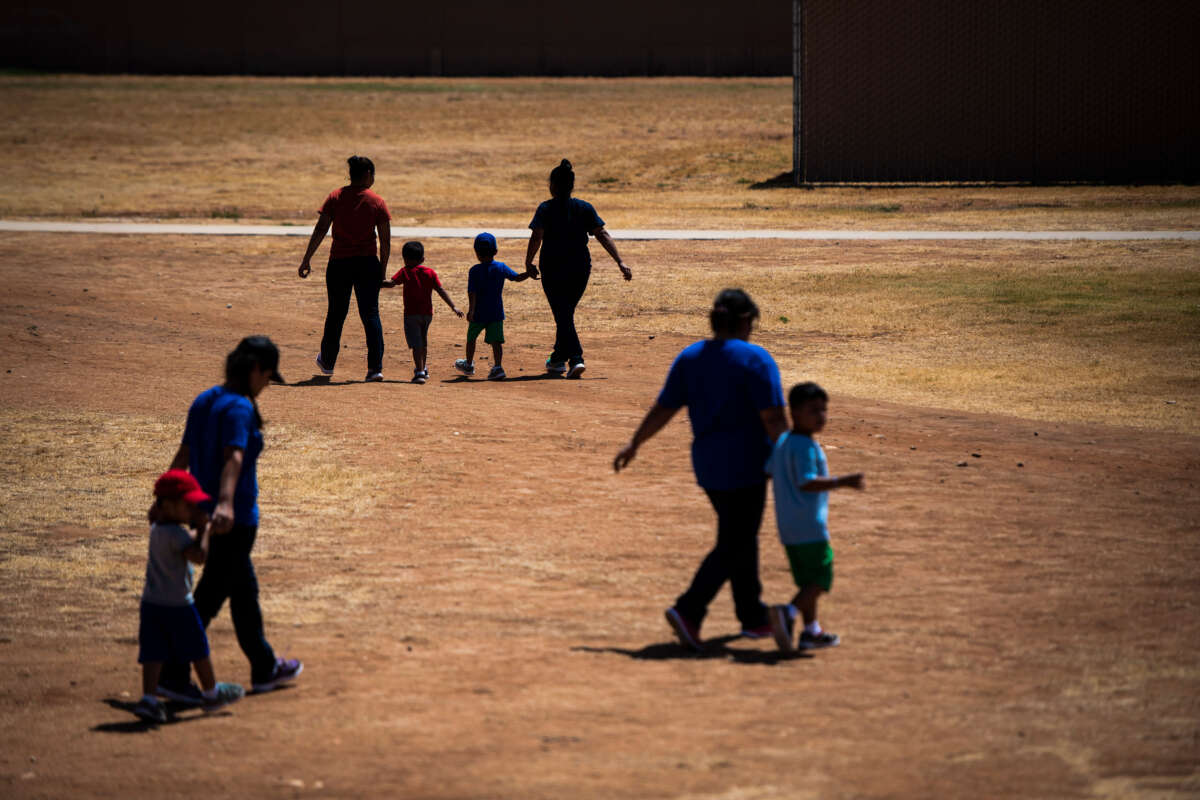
top-left (314, 355), bottom-right (334, 376)
top-left (454, 359), bottom-right (475, 376)
top-left (365, 372), bottom-right (383, 382)
top-left (413, 370), bottom-right (427, 384)
top-left (567, 361), bottom-right (586, 379)
top-left (487, 366), bottom-right (506, 380)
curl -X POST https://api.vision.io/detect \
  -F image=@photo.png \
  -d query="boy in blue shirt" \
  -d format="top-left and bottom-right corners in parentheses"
top-left (764, 382), bottom-right (864, 652)
top-left (455, 232), bottom-right (534, 380)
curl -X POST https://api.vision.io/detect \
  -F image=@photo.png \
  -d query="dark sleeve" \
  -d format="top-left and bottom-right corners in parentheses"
top-left (583, 200), bottom-right (604, 232)
top-left (529, 202), bottom-right (546, 230)
top-left (748, 350), bottom-right (785, 411)
top-left (222, 400), bottom-right (253, 451)
top-left (655, 351), bottom-right (689, 409)
top-left (467, 267), bottom-right (479, 294)
top-left (501, 264), bottom-right (521, 281)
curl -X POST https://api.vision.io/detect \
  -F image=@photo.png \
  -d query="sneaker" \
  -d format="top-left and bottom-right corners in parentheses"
top-left (413, 370), bottom-right (427, 384)
top-left (251, 657), bottom-right (304, 694)
top-left (202, 682), bottom-right (245, 713)
top-left (487, 366), bottom-right (506, 381)
top-left (797, 630), bottom-right (840, 650)
top-left (156, 681), bottom-right (205, 706)
top-left (768, 605), bottom-right (795, 652)
top-left (545, 358), bottom-right (568, 375)
top-left (132, 696), bottom-right (167, 724)
top-left (314, 355), bottom-right (334, 376)
top-left (664, 607), bottom-right (703, 652)
top-left (454, 359), bottom-right (475, 376)
top-left (566, 361), bottom-right (586, 379)
top-left (365, 371), bottom-right (383, 382)
top-left (740, 623), bottom-right (773, 639)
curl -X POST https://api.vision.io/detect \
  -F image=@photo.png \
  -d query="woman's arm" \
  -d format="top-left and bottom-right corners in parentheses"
top-left (377, 218), bottom-right (391, 277)
top-left (613, 403), bottom-right (679, 472)
top-left (211, 446), bottom-right (244, 534)
top-left (298, 213), bottom-right (333, 278)
top-left (525, 228), bottom-right (543, 279)
top-left (593, 227), bottom-right (632, 281)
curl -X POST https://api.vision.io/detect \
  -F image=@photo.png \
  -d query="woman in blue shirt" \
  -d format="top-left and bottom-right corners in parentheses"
top-left (525, 159), bottom-right (632, 378)
top-left (156, 336), bottom-right (303, 701)
top-left (614, 290), bottom-right (788, 651)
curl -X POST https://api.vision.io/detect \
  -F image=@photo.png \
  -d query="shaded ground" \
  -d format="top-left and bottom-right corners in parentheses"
top-left (0, 233), bottom-right (1197, 799)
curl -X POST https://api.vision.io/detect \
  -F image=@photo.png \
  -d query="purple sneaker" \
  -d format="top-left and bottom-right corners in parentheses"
top-left (665, 607), bottom-right (703, 652)
top-left (251, 657), bottom-right (304, 694)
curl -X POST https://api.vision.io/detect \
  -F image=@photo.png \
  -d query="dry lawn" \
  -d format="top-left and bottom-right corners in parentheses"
top-left (0, 76), bottom-right (1198, 799)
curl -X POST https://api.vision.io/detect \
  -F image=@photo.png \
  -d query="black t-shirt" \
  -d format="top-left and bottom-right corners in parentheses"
top-left (529, 198), bottom-right (604, 267)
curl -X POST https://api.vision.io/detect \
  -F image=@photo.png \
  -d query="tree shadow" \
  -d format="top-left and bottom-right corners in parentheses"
top-left (92, 697), bottom-right (228, 733)
top-left (572, 635), bottom-right (811, 665)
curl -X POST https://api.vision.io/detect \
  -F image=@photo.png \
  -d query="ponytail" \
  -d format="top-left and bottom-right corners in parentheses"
top-left (549, 158), bottom-right (575, 199)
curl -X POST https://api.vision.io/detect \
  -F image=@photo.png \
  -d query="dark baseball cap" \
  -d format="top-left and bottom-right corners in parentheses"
top-left (234, 335), bottom-right (285, 383)
top-left (474, 232), bottom-right (497, 254)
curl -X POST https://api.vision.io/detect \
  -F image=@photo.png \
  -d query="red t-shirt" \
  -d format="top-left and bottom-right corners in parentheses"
top-left (390, 265), bottom-right (443, 316)
top-left (319, 186), bottom-right (391, 260)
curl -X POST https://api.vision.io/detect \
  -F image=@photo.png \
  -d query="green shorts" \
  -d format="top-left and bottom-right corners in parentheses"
top-left (467, 320), bottom-right (504, 344)
top-left (784, 541), bottom-right (834, 592)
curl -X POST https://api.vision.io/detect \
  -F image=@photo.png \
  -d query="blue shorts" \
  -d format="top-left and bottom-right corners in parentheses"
top-left (138, 601), bottom-right (210, 664)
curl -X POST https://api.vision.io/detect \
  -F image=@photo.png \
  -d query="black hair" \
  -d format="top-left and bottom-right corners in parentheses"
top-left (549, 158), bottom-right (575, 199)
top-left (224, 336), bottom-right (278, 429)
top-left (348, 155), bottom-right (375, 182)
top-left (789, 381), bottom-right (829, 407)
top-left (709, 288), bottom-right (760, 335)
top-left (402, 241), bottom-right (424, 262)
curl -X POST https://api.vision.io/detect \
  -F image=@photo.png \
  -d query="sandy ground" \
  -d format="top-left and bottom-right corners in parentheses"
top-left (0, 233), bottom-right (1198, 800)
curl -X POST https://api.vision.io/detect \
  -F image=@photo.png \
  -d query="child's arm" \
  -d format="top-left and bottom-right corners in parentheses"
top-left (466, 292), bottom-right (476, 322)
top-left (183, 519), bottom-right (213, 564)
top-left (436, 286), bottom-right (465, 318)
top-left (511, 270), bottom-right (532, 283)
top-left (798, 473), bottom-right (865, 492)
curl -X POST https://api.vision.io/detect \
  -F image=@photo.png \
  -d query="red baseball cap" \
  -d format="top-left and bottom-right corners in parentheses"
top-left (153, 469), bottom-right (211, 504)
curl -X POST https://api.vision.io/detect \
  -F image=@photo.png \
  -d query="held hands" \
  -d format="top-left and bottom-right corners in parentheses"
top-left (380, 279), bottom-right (396, 288)
top-left (298, 260), bottom-right (312, 279)
top-left (210, 500), bottom-right (236, 535)
top-left (466, 309), bottom-right (474, 322)
top-left (526, 263), bottom-right (540, 280)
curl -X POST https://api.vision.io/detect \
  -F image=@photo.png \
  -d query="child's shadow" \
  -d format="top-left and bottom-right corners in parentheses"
top-left (441, 374), bottom-right (602, 384)
top-left (92, 697), bottom-right (229, 733)
top-left (572, 635), bottom-right (811, 665)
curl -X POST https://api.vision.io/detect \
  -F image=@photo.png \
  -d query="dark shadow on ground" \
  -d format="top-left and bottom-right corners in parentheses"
top-left (93, 698), bottom-right (227, 733)
top-left (439, 374), bottom-right (605, 384)
top-left (572, 636), bottom-right (811, 665)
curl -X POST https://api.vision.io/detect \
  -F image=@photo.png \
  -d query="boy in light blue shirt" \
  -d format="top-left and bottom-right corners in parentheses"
top-left (764, 382), bottom-right (864, 651)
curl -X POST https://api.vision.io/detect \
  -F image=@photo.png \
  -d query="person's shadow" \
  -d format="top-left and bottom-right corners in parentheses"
top-left (92, 698), bottom-right (232, 733)
top-left (572, 635), bottom-right (811, 665)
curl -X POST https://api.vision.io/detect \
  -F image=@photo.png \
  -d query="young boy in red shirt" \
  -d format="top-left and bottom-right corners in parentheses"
top-left (383, 241), bottom-right (464, 384)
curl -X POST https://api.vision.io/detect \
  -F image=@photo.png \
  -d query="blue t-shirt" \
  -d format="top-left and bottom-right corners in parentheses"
top-left (529, 198), bottom-right (604, 268)
top-left (181, 385), bottom-right (263, 526)
top-left (656, 338), bottom-right (785, 490)
top-left (764, 431), bottom-right (829, 544)
top-left (467, 260), bottom-right (521, 325)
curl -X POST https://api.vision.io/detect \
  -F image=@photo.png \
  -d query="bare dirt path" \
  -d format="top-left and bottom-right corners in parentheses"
top-left (0, 234), bottom-right (1197, 799)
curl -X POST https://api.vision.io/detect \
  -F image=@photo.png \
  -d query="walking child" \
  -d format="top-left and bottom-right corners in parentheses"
top-left (764, 382), bottom-right (865, 652)
top-left (455, 232), bottom-right (535, 381)
top-left (134, 470), bottom-right (245, 723)
top-left (383, 241), bottom-right (464, 384)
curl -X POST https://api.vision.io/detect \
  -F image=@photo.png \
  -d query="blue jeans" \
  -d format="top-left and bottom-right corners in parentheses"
top-left (674, 482), bottom-right (769, 630)
top-left (320, 256), bottom-right (385, 373)
top-left (161, 524), bottom-right (277, 686)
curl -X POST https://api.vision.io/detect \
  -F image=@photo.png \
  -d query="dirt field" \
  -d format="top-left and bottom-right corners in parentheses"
top-left (1, 75), bottom-right (1199, 799)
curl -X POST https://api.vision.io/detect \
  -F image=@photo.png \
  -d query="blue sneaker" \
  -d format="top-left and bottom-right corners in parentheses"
top-left (314, 355), bottom-right (334, 376)
top-left (132, 696), bottom-right (167, 723)
top-left (202, 682), bottom-right (245, 713)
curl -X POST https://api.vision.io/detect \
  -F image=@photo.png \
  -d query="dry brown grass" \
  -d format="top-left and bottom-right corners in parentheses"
top-left (2, 74), bottom-right (1198, 229)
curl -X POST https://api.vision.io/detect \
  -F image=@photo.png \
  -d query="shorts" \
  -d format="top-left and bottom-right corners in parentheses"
top-left (784, 541), bottom-right (834, 592)
top-left (404, 314), bottom-right (433, 349)
top-left (138, 601), bottom-right (210, 664)
top-left (467, 320), bottom-right (504, 344)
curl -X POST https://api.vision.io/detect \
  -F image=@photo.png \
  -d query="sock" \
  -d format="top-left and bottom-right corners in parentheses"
top-left (804, 621), bottom-right (823, 636)
top-left (202, 687), bottom-right (219, 701)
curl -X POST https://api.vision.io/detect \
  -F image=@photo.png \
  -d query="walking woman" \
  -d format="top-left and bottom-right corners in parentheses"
top-left (525, 159), bottom-right (632, 378)
top-left (157, 336), bottom-right (302, 702)
top-left (613, 290), bottom-right (788, 651)
top-left (299, 155), bottom-right (391, 382)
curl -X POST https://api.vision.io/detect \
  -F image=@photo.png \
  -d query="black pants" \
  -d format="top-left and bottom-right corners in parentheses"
top-left (161, 524), bottom-right (277, 687)
top-left (541, 263), bottom-right (590, 364)
top-left (320, 256), bottom-right (384, 373)
top-left (675, 483), bottom-right (769, 629)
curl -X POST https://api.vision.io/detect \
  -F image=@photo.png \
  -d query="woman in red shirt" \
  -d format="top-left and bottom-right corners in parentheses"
top-left (298, 155), bottom-right (392, 381)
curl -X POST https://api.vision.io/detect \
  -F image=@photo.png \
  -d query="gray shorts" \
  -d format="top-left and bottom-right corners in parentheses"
top-left (403, 315), bottom-right (433, 349)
